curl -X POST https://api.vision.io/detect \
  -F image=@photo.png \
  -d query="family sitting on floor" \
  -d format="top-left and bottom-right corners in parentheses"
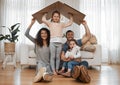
top-left (25, 10), bottom-right (97, 83)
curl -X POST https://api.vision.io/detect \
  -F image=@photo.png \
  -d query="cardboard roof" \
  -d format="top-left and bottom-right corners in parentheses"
top-left (32, 1), bottom-right (85, 25)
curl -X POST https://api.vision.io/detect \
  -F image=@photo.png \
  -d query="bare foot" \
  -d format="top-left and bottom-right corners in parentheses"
top-left (61, 72), bottom-right (71, 77)
top-left (58, 70), bottom-right (64, 75)
top-left (53, 71), bottom-right (58, 75)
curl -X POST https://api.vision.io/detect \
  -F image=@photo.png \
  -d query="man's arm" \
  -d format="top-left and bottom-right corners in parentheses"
top-left (61, 51), bottom-right (71, 61)
top-left (81, 20), bottom-right (91, 45)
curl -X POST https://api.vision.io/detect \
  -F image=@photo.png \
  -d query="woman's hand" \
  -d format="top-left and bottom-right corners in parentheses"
top-left (31, 18), bottom-right (36, 24)
top-left (28, 18), bottom-right (36, 29)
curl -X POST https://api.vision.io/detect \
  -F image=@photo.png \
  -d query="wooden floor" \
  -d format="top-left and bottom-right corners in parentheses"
top-left (0, 63), bottom-right (120, 85)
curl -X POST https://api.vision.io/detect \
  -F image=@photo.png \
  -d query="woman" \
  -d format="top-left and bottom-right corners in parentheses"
top-left (25, 18), bottom-right (53, 83)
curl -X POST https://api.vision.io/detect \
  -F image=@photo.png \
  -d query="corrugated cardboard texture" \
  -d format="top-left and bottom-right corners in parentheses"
top-left (32, 1), bottom-right (85, 25)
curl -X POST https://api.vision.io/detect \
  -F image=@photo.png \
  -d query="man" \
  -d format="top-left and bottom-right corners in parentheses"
top-left (60, 20), bottom-right (91, 83)
top-left (61, 20), bottom-right (91, 68)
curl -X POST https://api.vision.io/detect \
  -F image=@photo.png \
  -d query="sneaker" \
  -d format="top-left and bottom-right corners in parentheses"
top-left (43, 73), bottom-right (53, 82)
top-left (72, 65), bottom-right (81, 79)
top-left (33, 67), bottom-right (46, 83)
top-left (79, 65), bottom-right (91, 83)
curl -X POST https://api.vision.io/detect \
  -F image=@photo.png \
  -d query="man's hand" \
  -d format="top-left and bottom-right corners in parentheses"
top-left (63, 56), bottom-right (71, 61)
top-left (61, 51), bottom-right (72, 61)
top-left (82, 20), bottom-right (87, 25)
top-left (66, 57), bottom-right (71, 61)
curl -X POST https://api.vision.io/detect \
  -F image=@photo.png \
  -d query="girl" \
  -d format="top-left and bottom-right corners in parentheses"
top-left (65, 39), bottom-right (81, 59)
top-left (42, 10), bottom-right (73, 75)
top-left (25, 18), bottom-right (53, 83)
top-left (58, 39), bottom-right (81, 77)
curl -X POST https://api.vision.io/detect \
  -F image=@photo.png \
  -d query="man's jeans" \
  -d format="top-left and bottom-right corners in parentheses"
top-left (60, 60), bottom-right (89, 71)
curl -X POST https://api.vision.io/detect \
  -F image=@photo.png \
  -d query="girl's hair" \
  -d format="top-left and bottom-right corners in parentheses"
top-left (35, 28), bottom-right (50, 47)
top-left (51, 10), bottom-right (60, 22)
top-left (68, 39), bottom-right (78, 49)
top-left (68, 39), bottom-right (78, 45)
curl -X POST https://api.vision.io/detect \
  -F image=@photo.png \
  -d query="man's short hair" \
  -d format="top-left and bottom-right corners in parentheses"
top-left (66, 30), bottom-right (74, 35)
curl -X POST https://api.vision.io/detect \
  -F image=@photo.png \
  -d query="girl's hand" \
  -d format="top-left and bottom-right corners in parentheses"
top-left (69, 56), bottom-right (74, 60)
top-left (68, 13), bottom-right (73, 19)
top-left (68, 12), bottom-right (73, 16)
top-left (42, 12), bottom-right (48, 16)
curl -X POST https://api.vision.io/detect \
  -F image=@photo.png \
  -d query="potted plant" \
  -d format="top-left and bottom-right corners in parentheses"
top-left (0, 23), bottom-right (20, 54)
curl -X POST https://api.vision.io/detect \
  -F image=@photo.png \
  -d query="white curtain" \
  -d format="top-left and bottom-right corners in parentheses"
top-left (0, 0), bottom-right (120, 64)
top-left (0, 0), bottom-right (46, 61)
top-left (0, 0), bottom-right (79, 62)
top-left (79, 0), bottom-right (120, 64)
